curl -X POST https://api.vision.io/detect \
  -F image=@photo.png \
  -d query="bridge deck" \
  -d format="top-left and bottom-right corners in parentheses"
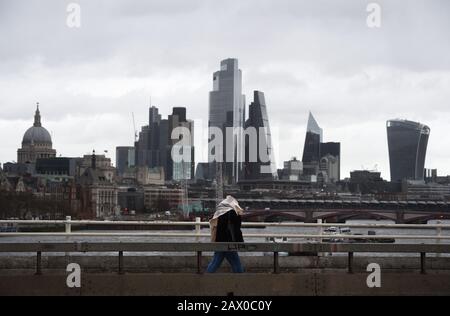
top-left (1, 271), bottom-right (450, 296)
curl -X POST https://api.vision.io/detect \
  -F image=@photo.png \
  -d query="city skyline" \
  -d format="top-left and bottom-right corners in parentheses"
top-left (1, 1), bottom-right (450, 179)
top-left (4, 89), bottom-right (434, 182)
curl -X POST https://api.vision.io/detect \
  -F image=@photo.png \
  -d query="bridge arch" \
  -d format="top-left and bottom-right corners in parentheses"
top-left (316, 211), bottom-right (396, 223)
top-left (404, 213), bottom-right (450, 224)
top-left (264, 212), bottom-right (306, 222)
top-left (242, 211), bottom-right (305, 222)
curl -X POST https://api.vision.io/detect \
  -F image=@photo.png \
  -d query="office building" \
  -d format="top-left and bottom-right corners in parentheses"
top-left (301, 112), bottom-right (340, 182)
top-left (387, 119), bottom-right (430, 182)
top-left (243, 91), bottom-right (277, 180)
top-left (280, 157), bottom-right (303, 181)
top-left (35, 157), bottom-right (77, 177)
top-left (116, 147), bottom-right (135, 176)
top-left (208, 58), bottom-right (245, 184)
top-left (135, 106), bottom-right (194, 181)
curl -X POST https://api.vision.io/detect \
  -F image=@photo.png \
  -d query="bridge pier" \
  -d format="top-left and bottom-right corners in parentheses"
top-left (305, 210), bottom-right (314, 223)
top-left (396, 211), bottom-right (405, 224)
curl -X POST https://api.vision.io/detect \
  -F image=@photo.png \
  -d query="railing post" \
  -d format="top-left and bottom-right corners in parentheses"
top-left (436, 220), bottom-right (442, 258)
top-left (195, 217), bottom-right (201, 242)
top-left (65, 216), bottom-right (71, 234)
top-left (420, 252), bottom-right (426, 274)
top-left (273, 252), bottom-right (279, 274)
top-left (64, 216), bottom-right (71, 260)
top-left (118, 251), bottom-right (124, 275)
top-left (348, 252), bottom-right (354, 274)
top-left (317, 219), bottom-right (323, 257)
top-left (35, 251), bottom-right (42, 275)
top-left (317, 218), bottom-right (323, 243)
top-left (197, 251), bottom-right (202, 274)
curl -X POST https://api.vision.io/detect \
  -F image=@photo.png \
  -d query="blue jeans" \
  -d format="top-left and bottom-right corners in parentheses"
top-left (206, 251), bottom-right (244, 273)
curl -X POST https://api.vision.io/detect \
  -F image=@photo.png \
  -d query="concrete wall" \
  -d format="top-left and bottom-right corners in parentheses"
top-left (1, 255), bottom-right (450, 273)
top-left (1, 255), bottom-right (450, 295)
top-left (1, 272), bottom-right (450, 296)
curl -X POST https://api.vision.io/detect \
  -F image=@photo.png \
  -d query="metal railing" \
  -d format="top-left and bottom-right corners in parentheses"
top-left (1, 217), bottom-right (450, 241)
top-left (2, 218), bottom-right (450, 275)
top-left (1, 241), bottom-right (449, 275)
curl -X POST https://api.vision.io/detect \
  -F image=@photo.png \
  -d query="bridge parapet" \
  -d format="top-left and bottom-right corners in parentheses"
top-left (1, 242), bottom-right (450, 275)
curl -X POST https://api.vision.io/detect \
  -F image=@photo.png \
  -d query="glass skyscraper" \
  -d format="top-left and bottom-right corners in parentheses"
top-left (302, 112), bottom-right (323, 176)
top-left (386, 119), bottom-right (430, 182)
top-left (208, 58), bottom-right (245, 184)
top-left (302, 112), bottom-right (323, 164)
top-left (135, 106), bottom-right (194, 181)
top-left (301, 112), bottom-right (340, 182)
top-left (243, 91), bottom-right (277, 180)
top-left (169, 107), bottom-right (195, 181)
top-left (115, 146), bottom-right (135, 176)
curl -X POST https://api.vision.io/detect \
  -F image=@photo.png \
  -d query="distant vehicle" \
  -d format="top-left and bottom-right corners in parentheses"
top-left (264, 237), bottom-right (289, 256)
top-left (165, 211), bottom-right (171, 216)
top-left (0, 223), bottom-right (18, 233)
top-left (323, 227), bottom-right (395, 243)
top-left (340, 227), bottom-right (351, 234)
top-left (324, 227), bottom-right (339, 233)
top-left (323, 227), bottom-right (352, 242)
top-left (267, 237), bottom-right (288, 243)
top-left (353, 231), bottom-right (395, 244)
top-left (122, 209), bottom-right (136, 216)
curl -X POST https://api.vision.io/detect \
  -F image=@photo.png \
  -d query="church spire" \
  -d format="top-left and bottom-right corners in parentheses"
top-left (33, 102), bottom-right (41, 127)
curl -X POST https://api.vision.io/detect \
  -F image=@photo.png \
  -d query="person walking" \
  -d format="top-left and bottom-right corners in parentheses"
top-left (206, 195), bottom-right (244, 273)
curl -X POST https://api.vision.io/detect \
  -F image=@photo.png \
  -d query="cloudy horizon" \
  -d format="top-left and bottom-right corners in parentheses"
top-left (1, 0), bottom-right (449, 180)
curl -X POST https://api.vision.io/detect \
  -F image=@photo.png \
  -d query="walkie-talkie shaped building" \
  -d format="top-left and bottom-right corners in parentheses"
top-left (386, 119), bottom-right (430, 182)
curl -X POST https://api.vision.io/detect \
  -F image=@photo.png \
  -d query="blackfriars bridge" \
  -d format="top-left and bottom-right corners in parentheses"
top-left (194, 198), bottom-right (450, 223)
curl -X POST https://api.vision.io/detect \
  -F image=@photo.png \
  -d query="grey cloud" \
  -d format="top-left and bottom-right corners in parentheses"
top-left (0, 0), bottom-right (449, 177)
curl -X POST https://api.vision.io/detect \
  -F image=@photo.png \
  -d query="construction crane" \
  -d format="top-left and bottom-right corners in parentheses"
top-left (131, 112), bottom-right (138, 143)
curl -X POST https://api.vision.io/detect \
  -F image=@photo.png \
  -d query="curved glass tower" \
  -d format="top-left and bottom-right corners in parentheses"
top-left (243, 91), bottom-right (277, 180)
top-left (302, 112), bottom-right (322, 176)
top-left (386, 119), bottom-right (430, 182)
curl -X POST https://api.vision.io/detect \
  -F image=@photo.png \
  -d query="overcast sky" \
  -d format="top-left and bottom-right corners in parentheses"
top-left (1, 0), bottom-right (449, 179)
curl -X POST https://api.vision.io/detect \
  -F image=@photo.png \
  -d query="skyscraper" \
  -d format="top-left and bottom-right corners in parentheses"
top-left (135, 106), bottom-right (162, 169)
top-left (243, 91), bottom-right (277, 180)
top-left (168, 107), bottom-right (195, 181)
top-left (302, 112), bottom-right (322, 176)
top-left (387, 119), bottom-right (430, 182)
top-left (135, 106), bottom-right (194, 181)
top-left (301, 112), bottom-right (341, 182)
top-left (116, 146), bottom-right (135, 176)
top-left (319, 142), bottom-right (341, 181)
top-left (208, 58), bottom-right (245, 184)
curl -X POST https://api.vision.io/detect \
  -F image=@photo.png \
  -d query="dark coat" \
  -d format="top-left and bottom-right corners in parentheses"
top-left (215, 210), bottom-right (244, 242)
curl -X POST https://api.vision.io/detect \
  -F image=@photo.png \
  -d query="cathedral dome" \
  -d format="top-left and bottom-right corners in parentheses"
top-left (21, 103), bottom-right (52, 146)
top-left (22, 126), bottom-right (52, 145)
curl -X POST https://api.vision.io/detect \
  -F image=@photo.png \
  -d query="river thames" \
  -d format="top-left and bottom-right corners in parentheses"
top-left (1, 219), bottom-right (449, 257)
